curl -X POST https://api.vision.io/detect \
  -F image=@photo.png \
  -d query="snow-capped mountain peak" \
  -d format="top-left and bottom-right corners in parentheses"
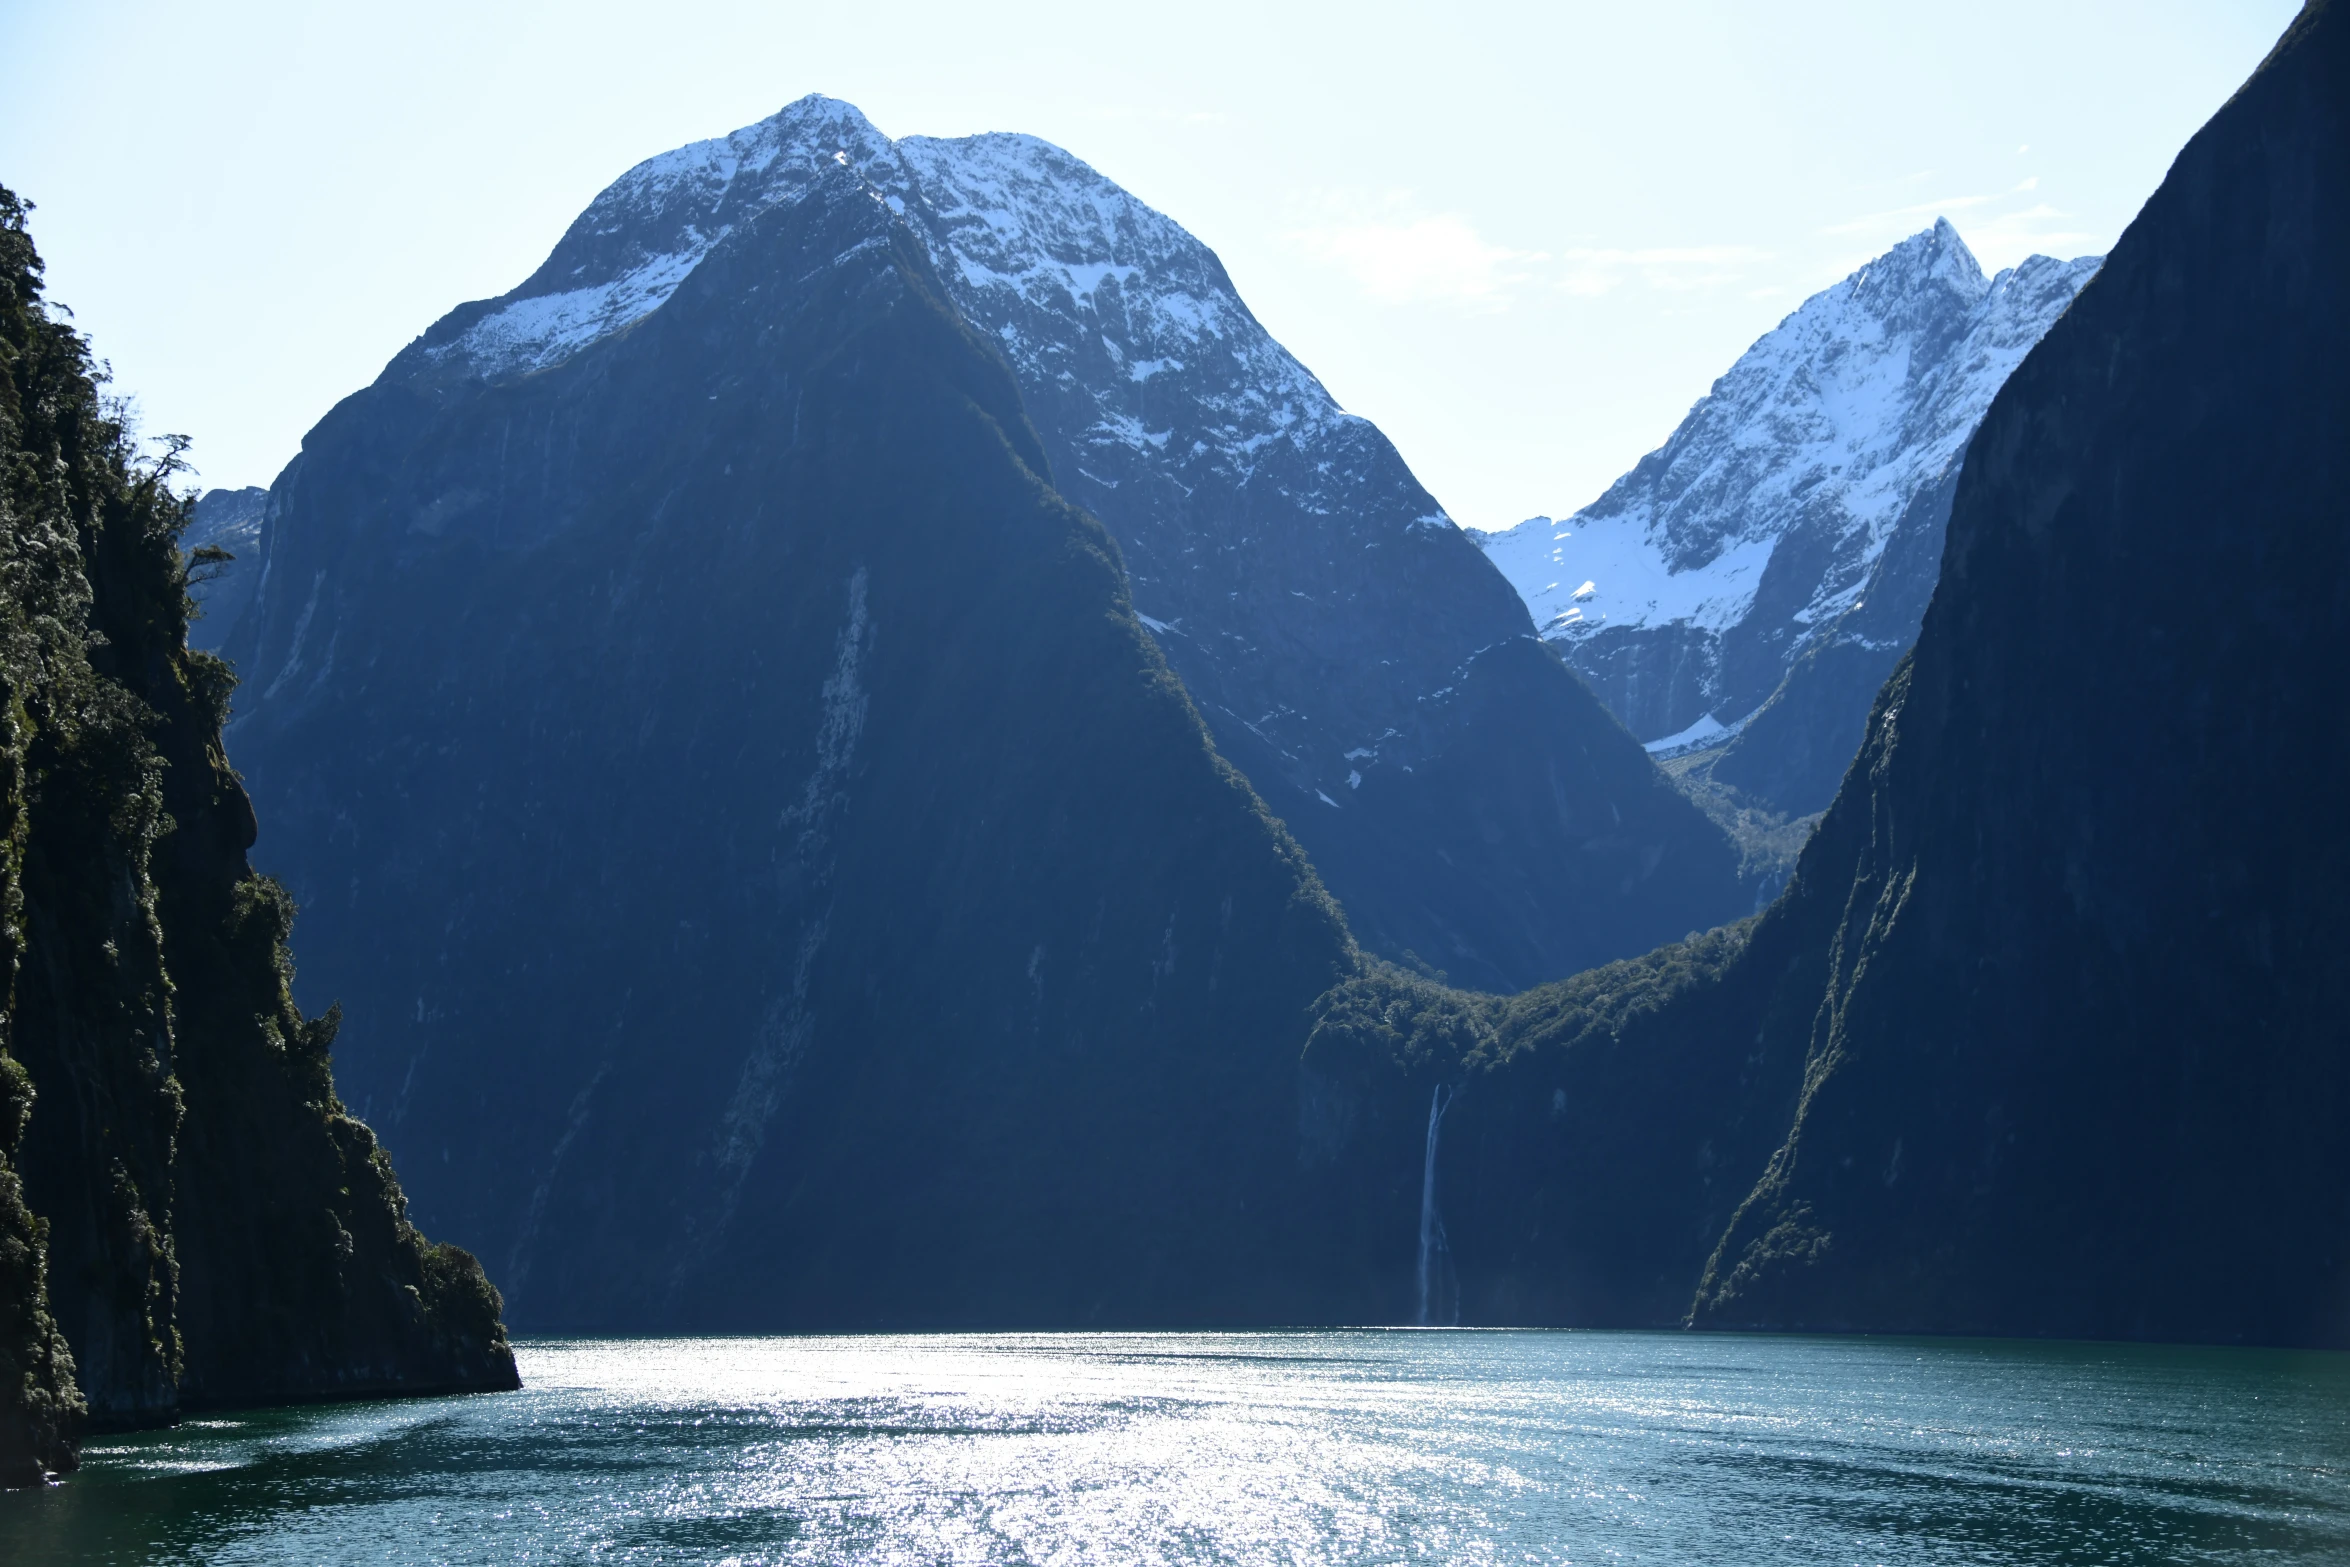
top-left (1480, 220), bottom-right (2102, 751)
top-left (411, 96), bottom-right (896, 378)
top-left (406, 98), bottom-right (1364, 502)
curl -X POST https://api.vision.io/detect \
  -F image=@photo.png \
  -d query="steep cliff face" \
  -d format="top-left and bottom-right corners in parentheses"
top-left (357, 97), bottom-right (1743, 993)
top-left (0, 189), bottom-right (515, 1488)
top-left (223, 168), bottom-right (1360, 1332)
top-left (1701, 467), bottom-right (1960, 814)
top-left (1309, 0), bottom-right (2349, 1348)
top-left (1690, 0), bottom-right (2350, 1344)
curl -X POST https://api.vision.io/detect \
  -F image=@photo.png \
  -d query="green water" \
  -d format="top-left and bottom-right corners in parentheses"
top-left (4, 1331), bottom-right (2346, 1564)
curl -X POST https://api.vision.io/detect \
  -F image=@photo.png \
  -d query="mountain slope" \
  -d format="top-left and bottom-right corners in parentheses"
top-left (0, 189), bottom-right (513, 1489)
top-left (221, 164), bottom-right (1364, 1331)
top-left (377, 97), bottom-right (1744, 991)
top-left (1481, 224), bottom-right (2098, 811)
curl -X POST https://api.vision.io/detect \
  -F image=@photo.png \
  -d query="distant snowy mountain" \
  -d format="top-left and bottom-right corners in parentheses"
top-left (1481, 221), bottom-right (2099, 807)
top-left (305, 94), bottom-right (1745, 989)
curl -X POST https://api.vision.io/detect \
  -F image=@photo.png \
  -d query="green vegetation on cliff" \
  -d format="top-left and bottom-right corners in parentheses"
top-left (0, 187), bottom-right (516, 1488)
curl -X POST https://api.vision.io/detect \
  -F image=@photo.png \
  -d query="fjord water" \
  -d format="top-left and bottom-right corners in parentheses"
top-left (6, 1332), bottom-right (2346, 1564)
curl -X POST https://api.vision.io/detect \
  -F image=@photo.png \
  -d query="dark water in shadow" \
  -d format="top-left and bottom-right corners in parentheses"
top-left (5, 1330), bottom-right (2347, 1563)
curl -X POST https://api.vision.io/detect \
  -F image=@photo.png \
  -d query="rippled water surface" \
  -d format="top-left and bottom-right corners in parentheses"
top-left (6, 1331), bottom-right (2349, 1564)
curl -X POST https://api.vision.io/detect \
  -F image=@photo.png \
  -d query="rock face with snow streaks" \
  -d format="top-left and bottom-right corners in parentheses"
top-left (1481, 222), bottom-right (2099, 810)
top-left (289, 95), bottom-right (1746, 991)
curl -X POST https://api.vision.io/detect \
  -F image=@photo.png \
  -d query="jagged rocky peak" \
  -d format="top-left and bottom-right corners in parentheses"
top-left (357, 93), bottom-right (1747, 991)
top-left (1479, 219), bottom-right (2102, 751)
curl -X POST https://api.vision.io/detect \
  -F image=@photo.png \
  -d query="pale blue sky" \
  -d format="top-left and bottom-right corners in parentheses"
top-left (0, 0), bottom-right (2301, 528)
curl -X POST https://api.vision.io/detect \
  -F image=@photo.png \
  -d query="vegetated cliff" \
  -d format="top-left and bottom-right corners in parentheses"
top-left (1293, 925), bottom-right (1774, 1326)
top-left (321, 96), bottom-right (1743, 994)
top-left (222, 166), bottom-right (1362, 1333)
top-left (1306, 0), bottom-right (2350, 1347)
top-left (0, 188), bottom-right (515, 1488)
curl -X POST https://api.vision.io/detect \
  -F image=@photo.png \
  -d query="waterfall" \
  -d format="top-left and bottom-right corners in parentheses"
top-left (1416, 1083), bottom-right (1456, 1327)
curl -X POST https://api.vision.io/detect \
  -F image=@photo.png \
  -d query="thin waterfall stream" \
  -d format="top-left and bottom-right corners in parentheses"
top-left (1416, 1083), bottom-right (1456, 1326)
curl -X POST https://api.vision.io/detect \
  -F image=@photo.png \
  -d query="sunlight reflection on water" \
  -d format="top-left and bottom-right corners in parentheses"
top-left (5, 1329), bottom-right (2348, 1564)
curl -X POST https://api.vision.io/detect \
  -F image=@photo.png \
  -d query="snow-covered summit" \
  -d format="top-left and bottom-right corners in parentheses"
top-left (416, 98), bottom-right (895, 378)
top-left (411, 96), bottom-right (1367, 505)
top-left (1480, 220), bottom-right (2101, 745)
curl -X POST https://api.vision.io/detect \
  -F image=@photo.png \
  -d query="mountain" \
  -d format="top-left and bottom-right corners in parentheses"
top-left (1305, 0), bottom-right (2350, 1347)
top-left (183, 484), bottom-right (266, 653)
top-left (0, 190), bottom-right (514, 1489)
top-left (1480, 223), bottom-right (2100, 813)
top-left (215, 159), bottom-right (1389, 1332)
top-left (377, 96), bottom-right (1744, 991)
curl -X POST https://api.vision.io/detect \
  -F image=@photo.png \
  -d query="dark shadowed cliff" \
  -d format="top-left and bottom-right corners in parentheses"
top-left (0, 188), bottom-right (516, 1488)
top-left (1687, 0), bottom-right (2350, 1343)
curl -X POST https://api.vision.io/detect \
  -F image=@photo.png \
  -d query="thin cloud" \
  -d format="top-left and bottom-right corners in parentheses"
top-left (1289, 195), bottom-right (1545, 308)
top-left (1822, 194), bottom-right (1996, 236)
top-left (1292, 195), bottom-right (1769, 306)
top-left (1965, 203), bottom-right (2102, 259)
top-left (1824, 189), bottom-right (2101, 268)
top-left (1556, 245), bottom-right (1772, 297)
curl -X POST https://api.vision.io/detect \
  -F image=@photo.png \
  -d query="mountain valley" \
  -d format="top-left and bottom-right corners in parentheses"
top-left (4, 0), bottom-right (2344, 1495)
